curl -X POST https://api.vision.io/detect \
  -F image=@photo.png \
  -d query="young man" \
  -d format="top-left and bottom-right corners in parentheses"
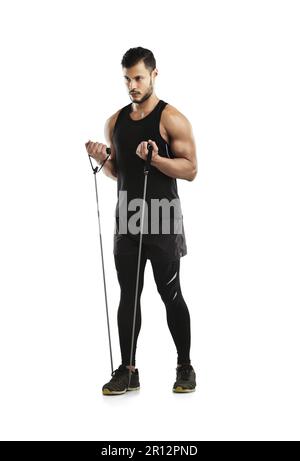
top-left (85, 47), bottom-right (197, 395)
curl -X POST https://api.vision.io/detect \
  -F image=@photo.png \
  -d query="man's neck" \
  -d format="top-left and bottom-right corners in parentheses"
top-left (131, 95), bottom-right (160, 115)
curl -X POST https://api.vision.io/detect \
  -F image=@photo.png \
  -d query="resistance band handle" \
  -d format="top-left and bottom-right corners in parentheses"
top-left (144, 144), bottom-right (153, 174)
top-left (88, 147), bottom-right (111, 174)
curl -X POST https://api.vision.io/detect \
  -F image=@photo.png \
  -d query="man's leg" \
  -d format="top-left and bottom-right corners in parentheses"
top-left (114, 251), bottom-right (147, 369)
top-left (150, 258), bottom-right (191, 365)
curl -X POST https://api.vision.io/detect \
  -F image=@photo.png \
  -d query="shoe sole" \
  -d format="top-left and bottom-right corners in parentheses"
top-left (102, 386), bottom-right (140, 396)
top-left (173, 386), bottom-right (196, 393)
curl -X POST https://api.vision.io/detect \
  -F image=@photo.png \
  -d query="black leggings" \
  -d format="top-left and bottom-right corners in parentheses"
top-left (114, 252), bottom-right (191, 366)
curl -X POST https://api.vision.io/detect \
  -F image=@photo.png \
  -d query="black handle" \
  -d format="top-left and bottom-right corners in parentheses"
top-left (97, 147), bottom-right (111, 172)
top-left (88, 146), bottom-right (111, 174)
top-left (144, 144), bottom-right (153, 174)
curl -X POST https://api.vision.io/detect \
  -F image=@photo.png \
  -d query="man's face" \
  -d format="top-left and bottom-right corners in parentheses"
top-left (123, 60), bottom-right (157, 104)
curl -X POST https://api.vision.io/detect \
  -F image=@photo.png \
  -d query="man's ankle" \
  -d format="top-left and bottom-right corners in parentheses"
top-left (125, 365), bottom-right (136, 371)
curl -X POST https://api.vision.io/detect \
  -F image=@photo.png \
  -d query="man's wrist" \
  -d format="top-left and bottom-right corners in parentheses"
top-left (151, 153), bottom-right (162, 167)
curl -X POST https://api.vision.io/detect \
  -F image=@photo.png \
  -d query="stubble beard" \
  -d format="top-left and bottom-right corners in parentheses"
top-left (131, 81), bottom-right (154, 104)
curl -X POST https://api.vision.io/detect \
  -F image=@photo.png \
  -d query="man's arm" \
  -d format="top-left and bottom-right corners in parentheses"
top-left (103, 114), bottom-right (119, 181)
top-left (151, 108), bottom-right (197, 181)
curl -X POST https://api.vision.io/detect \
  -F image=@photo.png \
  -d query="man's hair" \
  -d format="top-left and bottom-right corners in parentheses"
top-left (121, 47), bottom-right (156, 73)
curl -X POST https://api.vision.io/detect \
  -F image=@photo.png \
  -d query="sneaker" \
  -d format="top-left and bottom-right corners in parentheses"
top-left (173, 364), bottom-right (196, 393)
top-left (102, 364), bottom-right (140, 395)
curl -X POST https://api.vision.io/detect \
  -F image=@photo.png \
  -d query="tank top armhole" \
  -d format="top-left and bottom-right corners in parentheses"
top-left (157, 102), bottom-right (176, 159)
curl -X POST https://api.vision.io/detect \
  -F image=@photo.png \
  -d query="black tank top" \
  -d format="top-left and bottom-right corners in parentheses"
top-left (112, 99), bottom-right (187, 258)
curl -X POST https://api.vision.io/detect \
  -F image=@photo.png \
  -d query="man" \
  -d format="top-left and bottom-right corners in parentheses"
top-left (85, 47), bottom-right (197, 395)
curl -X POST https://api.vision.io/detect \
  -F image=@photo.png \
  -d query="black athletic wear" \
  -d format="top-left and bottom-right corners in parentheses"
top-left (109, 98), bottom-right (192, 375)
top-left (173, 364), bottom-right (196, 393)
top-left (102, 364), bottom-right (140, 395)
top-left (112, 99), bottom-right (187, 262)
top-left (114, 250), bottom-right (191, 367)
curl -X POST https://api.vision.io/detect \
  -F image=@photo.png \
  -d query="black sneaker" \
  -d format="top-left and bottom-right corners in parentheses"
top-left (173, 364), bottom-right (196, 393)
top-left (102, 364), bottom-right (140, 395)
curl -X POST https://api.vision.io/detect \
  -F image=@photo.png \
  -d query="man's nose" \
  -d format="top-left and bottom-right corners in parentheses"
top-left (129, 81), bottom-right (137, 91)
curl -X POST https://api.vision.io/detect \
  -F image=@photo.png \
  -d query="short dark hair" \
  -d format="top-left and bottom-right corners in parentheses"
top-left (121, 47), bottom-right (156, 73)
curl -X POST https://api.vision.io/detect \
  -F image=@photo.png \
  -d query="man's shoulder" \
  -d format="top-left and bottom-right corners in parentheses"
top-left (162, 103), bottom-right (190, 123)
top-left (163, 103), bottom-right (180, 116)
top-left (162, 103), bottom-right (191, 133)
top-left (107, 103), bottom-right (130, 130)
top-left (108, 106), bottom-right (125, 124)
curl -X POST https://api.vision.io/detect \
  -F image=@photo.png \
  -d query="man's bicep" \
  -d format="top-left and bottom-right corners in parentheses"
top-left (168, 114), bottom-right (197, 167)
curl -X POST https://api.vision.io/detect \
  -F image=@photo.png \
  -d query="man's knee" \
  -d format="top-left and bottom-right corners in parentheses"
top-left (156, 268), bottom-right (180, 305)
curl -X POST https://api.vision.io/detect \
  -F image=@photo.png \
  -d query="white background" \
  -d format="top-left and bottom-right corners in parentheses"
top-left (0, 0), bottom-right (299, 441)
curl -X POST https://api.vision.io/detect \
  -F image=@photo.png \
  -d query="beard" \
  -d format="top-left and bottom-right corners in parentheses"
top-left (130, 81), bottom-right (154, 104)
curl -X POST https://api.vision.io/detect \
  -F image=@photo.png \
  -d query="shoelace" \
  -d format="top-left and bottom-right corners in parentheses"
top-left (110, 365), bottom-right (128, 381)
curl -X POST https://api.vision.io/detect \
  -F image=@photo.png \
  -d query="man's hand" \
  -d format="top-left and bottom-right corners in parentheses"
top-left (136, 139), bottom-right (159, 163)
top-left (85, 140), bottom-right (109, 165)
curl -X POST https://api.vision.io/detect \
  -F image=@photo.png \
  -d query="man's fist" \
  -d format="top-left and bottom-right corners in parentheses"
top-left (136, 139), bottom-right (159, 162)
top-left (85, 140), bottom-right (108, 165)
